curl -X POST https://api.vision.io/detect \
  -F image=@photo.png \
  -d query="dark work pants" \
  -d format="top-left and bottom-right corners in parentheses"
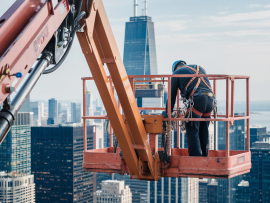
top-left (185, 95), bottom-right (214, 157)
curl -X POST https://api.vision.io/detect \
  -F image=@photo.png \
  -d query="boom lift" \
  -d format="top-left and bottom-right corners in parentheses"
top-left (0, 0), bottom-right (251, 181)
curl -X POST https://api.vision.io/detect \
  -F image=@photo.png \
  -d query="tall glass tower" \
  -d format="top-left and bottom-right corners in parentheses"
top-left (71, 102), bottom-right (81, 123)
top-left (123, 12), bottom-right (158, 76)
top-left (0, 112), bottom-right (32, 174)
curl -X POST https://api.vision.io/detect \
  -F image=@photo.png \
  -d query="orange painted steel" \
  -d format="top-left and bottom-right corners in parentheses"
top-left (82, 73), bottom-right (251, 180)
top-left (0, 0), bottom-right (70, 107)
top-left (78, 0), bottom-right (155, 180)
top-left (83, 148), bottom-right (251, 179)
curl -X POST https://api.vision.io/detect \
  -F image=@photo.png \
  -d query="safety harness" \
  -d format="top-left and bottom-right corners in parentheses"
top-left (180, 65), bottom-right (217, 125)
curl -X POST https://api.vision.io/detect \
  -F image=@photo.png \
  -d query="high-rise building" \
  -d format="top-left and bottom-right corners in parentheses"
top-left (19, 95), bottom-right (31, 112)
top-left (58, 102), bottom-right (63, 116)
top-left (94, 180), bottom-right (132, 203)
top-left (135, 83), bottom-right (164, 114)
top-left (0, 112), bottom-right (33, 174)
top-left (30, 101), bottom-right (40, 126)
top-left (241, 141), bottom-right (270, 203)
top-left (207, 179), bottom-right (218, 203)
top-left (31, 124), bottom-right (103, 202)
top-left (113, 174), bottom-right (148, 203)
top-left (62, 108), bottom-right (71, 123)
top-left (235, 180), bottom-right (250, 203)
top-left (0, 112), bottom-right (35, 203)
top-left (250, 126), bottom-right (267, 147)
top-left (48, 98), bottom-right (58, 118)
top-left (149, 177), bottom-right (196, 203)
top-left (199, 179), bottom-right (208, 203)
top-left (71, 102), bottom-right (82, 123)
top-left (86, 88), bottom-right (94, 126)
top-left (47, 98), bottom-right (58, 124)
top-left (206, 115), bottom-right (247, 203)
top-left (123, 1), bottom-right (157, 77)
top-left (94, 106), bottom-right (103, 124)
top-left (0, 172), bottom-right (35, 203)
top-left (40, 102), bottom-right (44, 117)
top-left (218, 113), bottom-right (246, 151)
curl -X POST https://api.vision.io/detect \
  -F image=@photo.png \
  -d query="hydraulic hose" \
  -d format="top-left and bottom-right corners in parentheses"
top-left (42, 11), bottom-right (85, 75)
top-left (42, 25), bottom-right (78, 74)
top-left (75, 0), bottom-right (84, 19)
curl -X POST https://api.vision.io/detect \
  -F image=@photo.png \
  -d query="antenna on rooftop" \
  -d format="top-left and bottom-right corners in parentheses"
top-left (145, 0), bottom-right (148, 16)
top-left (134, 0), bottom-right (138, 17)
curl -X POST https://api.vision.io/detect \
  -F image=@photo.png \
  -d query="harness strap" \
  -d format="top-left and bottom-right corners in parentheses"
top-left (184, 65), bottom-right (199, 75)
top-left (184, 65), bottom-right (213, 97)
top-left (184, 107), bottom-right (212, 117)
top-left (201, 77), bottom-right (212, 90)
top-left (185, 77), bottom-right (196, 88)
top-left (190, 78), bottom-right (201, 97)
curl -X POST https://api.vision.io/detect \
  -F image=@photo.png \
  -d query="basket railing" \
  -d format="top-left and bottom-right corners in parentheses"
top-left (82, 74), bottom-right (250, 158)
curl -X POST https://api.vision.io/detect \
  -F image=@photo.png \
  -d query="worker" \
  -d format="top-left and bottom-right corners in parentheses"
top-left (164, 60), bottom-right (214, 157)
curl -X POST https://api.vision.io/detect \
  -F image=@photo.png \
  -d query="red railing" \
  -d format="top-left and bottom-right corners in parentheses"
top-left (82, 74), bottom-right (250, 158)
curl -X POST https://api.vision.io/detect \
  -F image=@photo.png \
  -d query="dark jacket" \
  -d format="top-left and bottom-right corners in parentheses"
top-left (168, 64), bottom-right (212, 113)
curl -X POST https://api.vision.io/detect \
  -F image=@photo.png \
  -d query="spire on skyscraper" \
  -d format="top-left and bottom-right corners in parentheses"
top-left (86, 87), bottom-right (91, 94)
top-left (134, 0), bottom-right (138, 17)
top-left (145, 0), bottom-right (147, 16)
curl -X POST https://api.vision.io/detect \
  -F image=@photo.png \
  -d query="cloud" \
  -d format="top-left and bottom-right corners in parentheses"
top-left (156, 30), bottom-right (270, 44)
top-left (204, 10), bottom-right (270, 24)
top-left (155, 20), bottom-right (188, 32)
top-left (248, 4), bottom-right (261, 8)
top-left (265, 5), bottom-right (270, 8)
top-left (218, 12), bottom-right (230, 15)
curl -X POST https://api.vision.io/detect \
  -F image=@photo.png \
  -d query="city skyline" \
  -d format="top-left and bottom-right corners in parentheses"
top-left (1, 1), bottom-right (269, 101)
top-left (0, 1), bottom-right (270, 202)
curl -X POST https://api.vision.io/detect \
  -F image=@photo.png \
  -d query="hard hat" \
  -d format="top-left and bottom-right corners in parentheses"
top-left (172, 60), bottom-right (187, 73)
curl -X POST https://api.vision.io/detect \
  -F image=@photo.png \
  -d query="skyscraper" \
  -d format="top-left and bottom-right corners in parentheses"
top-left (250, 126), bottom-right (267, 147)
top-left (31, 124), bottom-right (103, 202)
top-left (19, 94), bottom-right (31, 112)
top-left (0, 112), bottom-right (33, 174)
top-left (199, 179), bottom-right (208, 203)
top-left (242, 142), bottom-right (270, 203)
top-left (218, 113), bottom-right (246, 151)
top-left (71, 102), bottom-right (81, 123)
top-left (30, 101), bottom-right (40, 126)
top-left (235, 180), bottom-right (250, 203)
top-left (58, 102), bottom-right (63, 117)
top-left (135, 83), bottom-right (164, 114)
top-left (205, 114), bottom-right (247, 203)
top-left (94, 180), bottom-right (132, 203)
top-left (47, 98), bottom-right (58, 124)
top-left (123, 1), bottom-right (157, 77)
top-left (0, 172), bottom-right (35, 203)
top-left (86, 88), bottom-right (94, 125)
top-left (113, 174), bottom-right (148, 203)
top-left (0, 112), bottom-right (35, 202)
top-left (48, 98), bottom-right (58, 118)
top-left (207, 180), bottom-right (218, 203)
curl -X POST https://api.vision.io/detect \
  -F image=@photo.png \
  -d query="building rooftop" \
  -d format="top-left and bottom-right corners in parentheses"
top-left (199, 178), bottom-right (208, 183)
top-left (0, 171), bottom-right (31, 178)
top-left (252, 141), bottom-right (270, 149)
top-left (238, 180), bottom-right (249, 187)
top-left (35, 123), bottom-right (84, 127)
top-left (207, 179), bottom-right (218, 186)
top-left (250, 125), bottom-right (267, 129)
top-left (130, 16), bottom-right (152, 22)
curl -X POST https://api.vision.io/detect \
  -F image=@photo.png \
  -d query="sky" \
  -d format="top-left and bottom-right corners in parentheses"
top-left (1, 0), bottom-right (270, 102)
